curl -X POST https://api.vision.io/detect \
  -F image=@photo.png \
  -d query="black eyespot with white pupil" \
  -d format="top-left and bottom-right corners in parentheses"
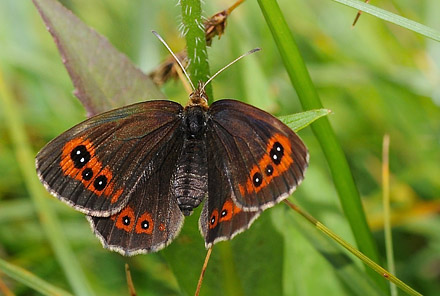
top-left (270, 142), bottom-right (284, 165)
top-left (93, 175), bottom-right (107, 191)
top-left (70, 145), bottom-right (90, 168)
top-left (253, 172), bottom-right (263, 187)
top-left (210, 216), bottom-right (216, 224)
top-left (141, 220), bottom-right (149, 229)
top-left (265, 164), bottom-right (274, 176)
top-left (122, 216), bottom-right (131, 226)
top-left (82, 168), bottom-right (93, 180)
top-left (221, 210), bottom-right (227, 217)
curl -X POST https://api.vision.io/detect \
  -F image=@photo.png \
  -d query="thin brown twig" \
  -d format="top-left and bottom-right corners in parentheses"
top-left (125, 263), bottom-right (136, 296)
top-left (174, 60), bottom-right (193, 95)
top-left (352, 0), bottom-right (370, 27)
top-left (0, 274), bottom-right (15, 296)
top-left (227, 0), bottom-right (245, 14)
top-left (195, 247), bottom-right (213, 296)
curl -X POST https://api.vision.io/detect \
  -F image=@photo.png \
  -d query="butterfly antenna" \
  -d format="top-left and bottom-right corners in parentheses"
top-left (202, 47), bottom-right (261, 91)
top-left (152, 30), bottom-right (195, 91)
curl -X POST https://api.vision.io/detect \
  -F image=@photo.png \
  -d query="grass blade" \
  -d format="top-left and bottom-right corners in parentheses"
top-left (382, 135), bottom-right (398, 296)
top-left (0, 70), bottom-right (95, 296)
top-left (0, 258), bottom-right (73, 296)
top-left (257, 0), bottom-right (387, 291)
top-left (274, 206), bottom-right (386, 296)
top-left (283, 200), bottom-right (422, 296)
top-left (332, 0), bottom-right (440, 42)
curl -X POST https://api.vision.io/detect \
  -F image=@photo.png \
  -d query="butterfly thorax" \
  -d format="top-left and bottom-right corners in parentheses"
top-left (172, 105), bottom-right (209, 216)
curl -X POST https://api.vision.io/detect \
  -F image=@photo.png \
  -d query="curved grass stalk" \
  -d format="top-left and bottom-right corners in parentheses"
top-left (284, 200), bottom-right (421, 296)
top-left (257, 0), bottom-right (387, 290)
top-left (0, 68), bottom-right (95, 296)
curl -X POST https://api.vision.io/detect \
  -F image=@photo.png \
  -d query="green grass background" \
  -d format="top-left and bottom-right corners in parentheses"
top-left (0, 0), bottom-right (439, 295)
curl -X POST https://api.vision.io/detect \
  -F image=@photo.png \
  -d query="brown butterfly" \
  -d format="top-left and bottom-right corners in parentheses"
top-left (35, 48), bottom-right (308, 256)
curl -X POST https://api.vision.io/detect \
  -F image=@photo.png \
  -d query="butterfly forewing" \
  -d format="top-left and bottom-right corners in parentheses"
top-left (208, 99), bottom-right (309, 211)
top-left (36, 100), bottom-right (183, 216)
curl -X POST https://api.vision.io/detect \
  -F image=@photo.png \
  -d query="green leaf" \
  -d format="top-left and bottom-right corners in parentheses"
top-left (278, 109), bottom-right (331, 132)
top-left (32, 0), bottom-right (165, 117)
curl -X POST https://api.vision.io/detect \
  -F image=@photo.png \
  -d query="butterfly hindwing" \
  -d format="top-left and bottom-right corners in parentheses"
top-left (199, 130), bottom-right (260, 247)
top-left (208, 99), bottom-right (309, 211)
top-left (88, 134), bottom-right (185, 255)
top-left (36, 100), bottom-right (183, 216)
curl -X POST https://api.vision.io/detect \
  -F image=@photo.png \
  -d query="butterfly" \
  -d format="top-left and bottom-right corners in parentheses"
top-left (36, 75), bottom-right (308, 256)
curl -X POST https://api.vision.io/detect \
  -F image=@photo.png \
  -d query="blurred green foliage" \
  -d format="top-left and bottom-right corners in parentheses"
top-left (0, 0), bottom-right (439, 295)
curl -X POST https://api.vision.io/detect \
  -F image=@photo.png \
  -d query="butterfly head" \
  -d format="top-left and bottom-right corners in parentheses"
top-left (187, 81), bottom-right (209, 109)
top-left (153, 31), bottom-right (260, 111)
top-left (185, 48), bottom-right (261, 110)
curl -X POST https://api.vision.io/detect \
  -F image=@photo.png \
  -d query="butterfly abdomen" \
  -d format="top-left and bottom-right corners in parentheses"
top-left (173, 138), bottom-right (208, 216)
top-left (173, 106), bottom-right (209, 216)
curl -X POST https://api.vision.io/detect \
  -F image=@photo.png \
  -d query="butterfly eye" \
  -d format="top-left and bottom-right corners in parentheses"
top-left (70, 145), bottom-right (91, 168)
top-left (265, 164), bottom-right (274, 176)
top-left (252, 172), bottom-right (263, 187)
top-left (81, 168), bottom-right (94, 181)
top-left (141, 220), bottom-right (149, 229)
top-left (122, 215), bottom-right (131, 226)
top-left (209, 209), bottom-right (219, 229)
top-left (219, 199), bottom-right (235, 223)
top-left (270, 142), bottom-right (284, 165)
top-left (115, 207), bottom-right (135, 232)
top-left (93, 175), bottom-right (108, 191)
top-left (136, 212), bottom-right (154, 234)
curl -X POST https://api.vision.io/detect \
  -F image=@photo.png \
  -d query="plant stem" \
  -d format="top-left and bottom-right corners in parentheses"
top-left (284, 200), bottom-right (422, 296)
top-left (180, 0), bottom-right (213, 101)
top-left (257, 0), bottom-right (387, 291)
top-left (382, 135), bottom-right (398, 296)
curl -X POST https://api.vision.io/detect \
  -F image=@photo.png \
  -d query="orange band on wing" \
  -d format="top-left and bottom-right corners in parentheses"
top-left (135, 212), bottom-right (154, 234)
top-left (238, 133), bottom-right (293, 196)
top-left (219, 199), bottom-right (242, 223)
top-left (209, 209), bottom-right (219, 229)
top-left (60, 137), bottom-right (123, 203)
top-left (115, 206), bottom-right (135, 232)
top-left (208, 198), bottom-right (244, 229)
